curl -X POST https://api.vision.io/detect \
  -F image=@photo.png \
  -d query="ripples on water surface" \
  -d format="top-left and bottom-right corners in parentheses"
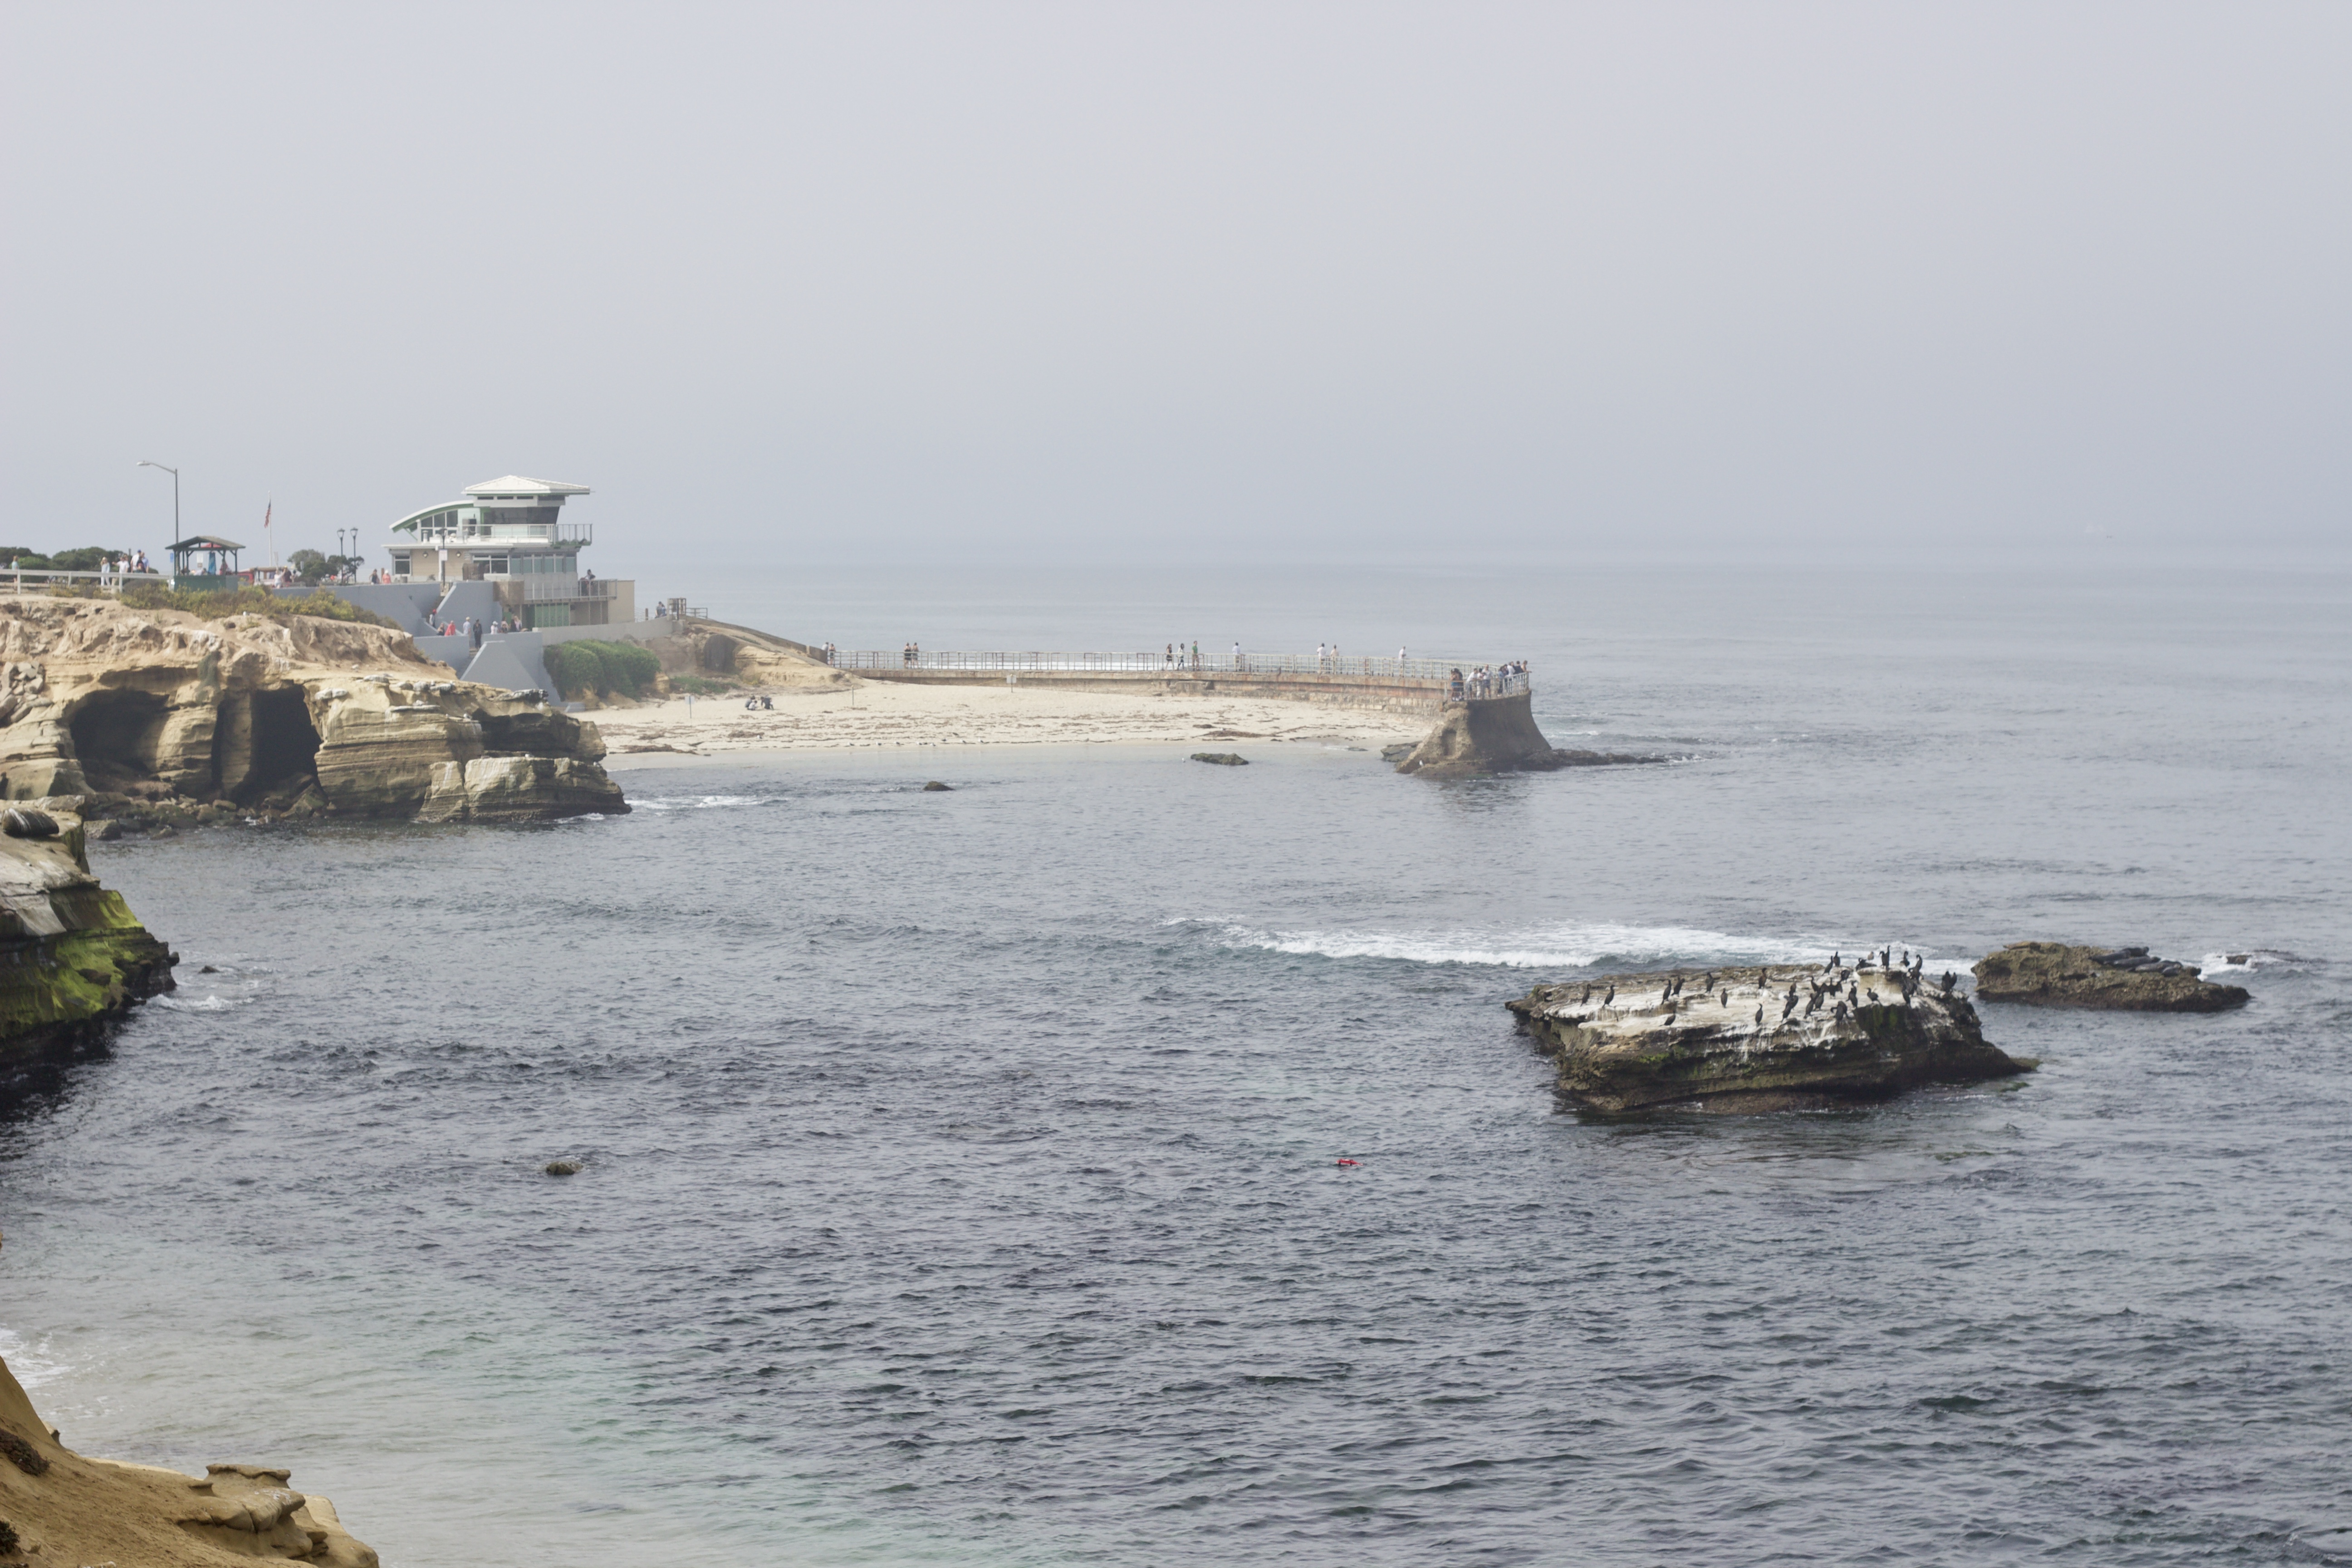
top-left (2, 566), bottom-right (2348, 1565)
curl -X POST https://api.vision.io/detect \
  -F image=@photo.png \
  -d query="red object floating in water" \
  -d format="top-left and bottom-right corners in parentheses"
top-left (1335, 1158), bottom-right (1360, 1166)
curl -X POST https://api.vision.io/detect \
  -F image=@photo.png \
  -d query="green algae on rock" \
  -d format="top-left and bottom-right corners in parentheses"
top-left (1971, 941), bottom-right (2249, 1012)
top-left (0, 807), bottom-right (176, 1062)
top-left (1507, 960), bottom-right (2029, 1113)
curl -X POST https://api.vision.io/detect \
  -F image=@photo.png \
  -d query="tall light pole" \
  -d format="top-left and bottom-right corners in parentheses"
top-left (136, 461), bottom-right (179, 557)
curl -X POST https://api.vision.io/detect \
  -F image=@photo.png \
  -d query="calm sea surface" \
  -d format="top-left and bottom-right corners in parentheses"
top-left (3, 563), bottom-right (2347, 1566)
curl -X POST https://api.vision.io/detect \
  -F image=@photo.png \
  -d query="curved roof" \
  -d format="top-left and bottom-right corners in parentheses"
top-left (464, 475), bottom-right (590, 497)
top-left (390, 501), bottom-right (468, 535)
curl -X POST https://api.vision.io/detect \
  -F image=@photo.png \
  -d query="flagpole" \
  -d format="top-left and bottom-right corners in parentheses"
top-left (265, 501), bottom-right (275, 569)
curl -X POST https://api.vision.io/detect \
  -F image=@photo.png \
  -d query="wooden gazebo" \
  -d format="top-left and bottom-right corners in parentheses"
top-left (166, 535), bottom-right (245, 591)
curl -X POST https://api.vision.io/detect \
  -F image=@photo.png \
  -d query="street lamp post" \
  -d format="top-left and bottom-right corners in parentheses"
top-left (136, 461), bottom-right (179, 567)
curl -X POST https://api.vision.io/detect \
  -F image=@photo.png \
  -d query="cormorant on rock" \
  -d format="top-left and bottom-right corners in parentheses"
top-left (1940, 971), bottom-right (1956, 994)
top-left (1753, 1004), bottom-right (1765, 1025)
top-left (1719, 989), bottom-right (1729, 1007)
top-left (1701, 971), bottom-right (1715, 990)
top-left (1828, 951), bottom-right (1841, 970)
top-left (1834, 1001), bottom-right (1849, 1021)
top-left (1865, 988), bottom-right (1880, 1004)
top-left (1603, 986), bottom-right (1615, 1005)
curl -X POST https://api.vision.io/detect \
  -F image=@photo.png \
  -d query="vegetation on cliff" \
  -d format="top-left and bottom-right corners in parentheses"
top-left (544, 638), bottom-right (662, 700)
top-left (0, 811), bottom-right (176, 1062)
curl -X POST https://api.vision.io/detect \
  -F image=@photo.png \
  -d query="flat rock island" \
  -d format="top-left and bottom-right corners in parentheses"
top-left (1971, 941), bottom-right (2249, 1012)
top-left (1508, 958), bottom-right (2030, 1113)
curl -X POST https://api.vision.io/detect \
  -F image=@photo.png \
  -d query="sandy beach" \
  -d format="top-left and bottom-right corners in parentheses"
top-left (587, 681), bottom-right (1426, 756)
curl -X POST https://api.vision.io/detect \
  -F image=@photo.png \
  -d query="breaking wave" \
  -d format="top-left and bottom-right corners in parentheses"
top-left (157, 993), bottom-right (235, 1011)
top-left (637, 796), bottom-right (769, 812)
top-left (1179, 920), bottom-right (1906, 970)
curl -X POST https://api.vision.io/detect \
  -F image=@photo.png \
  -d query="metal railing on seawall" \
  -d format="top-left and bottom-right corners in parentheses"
top-left (4, 568), bottom-right (171, 590)
top-left (826, 649), bottom-right (1478, 681)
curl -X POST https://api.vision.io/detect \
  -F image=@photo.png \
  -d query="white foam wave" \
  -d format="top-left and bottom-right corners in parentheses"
top-left (637, 795), bottom-right (765, 812)
top-left (157, 994), bottom-right (234, 1011)
top-left (0, 1328), bottom-right (70, 1391)
top-left (1183, 920), bottom-right (1881, 970)
top-left (2199, 950), bottom-right (2286, 975)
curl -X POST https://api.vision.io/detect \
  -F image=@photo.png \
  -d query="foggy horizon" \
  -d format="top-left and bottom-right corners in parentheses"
top-left (5, 3), bottom-right (2347, 583)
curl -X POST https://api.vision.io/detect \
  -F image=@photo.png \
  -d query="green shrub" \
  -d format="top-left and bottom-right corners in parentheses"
top-left (117, 582), bottom-right (398, 627)
top-left (543, 641), bottom-right (606, 699)
top-left (667, 673), bottom-right (735, 696)
top-left (543, 639), bottom-right (662, 699)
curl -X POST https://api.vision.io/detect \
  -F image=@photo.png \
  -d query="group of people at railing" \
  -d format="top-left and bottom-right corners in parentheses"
top-left (1449, 661), bottom-right (1530, 702)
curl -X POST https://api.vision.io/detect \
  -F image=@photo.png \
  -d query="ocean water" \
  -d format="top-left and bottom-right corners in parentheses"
top-left (3, 563), bottom-right (2349, 1566)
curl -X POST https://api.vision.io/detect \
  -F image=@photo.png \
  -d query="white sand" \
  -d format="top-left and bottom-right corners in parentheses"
top-left (587, 681), bottom-right (1423, 757)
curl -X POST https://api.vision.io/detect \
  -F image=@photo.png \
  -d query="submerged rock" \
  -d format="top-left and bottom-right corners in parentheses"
top-left (1190, 752), bottom-right (1249, 766)
top-left (922, 780), bottom-right (953, 791)
top-left (1395, 691), bottom-right (1666, 778)
top-left (1507, 961), bottom-right (2029, 1113)
top-left (544, 1159), bottom-right (583, 1176)
top-left (1, 807), bottom-right (176, 1063)
top-left (1971, 941), bottom-right (2249, 1012)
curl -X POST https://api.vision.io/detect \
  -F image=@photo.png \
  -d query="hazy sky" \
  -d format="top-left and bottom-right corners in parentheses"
top-left (4, 3), bottom-right (2346, 579)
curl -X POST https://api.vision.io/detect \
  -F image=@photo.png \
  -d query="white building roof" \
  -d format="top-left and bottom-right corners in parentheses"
top-left (464, 475), bottom-right (591, 497)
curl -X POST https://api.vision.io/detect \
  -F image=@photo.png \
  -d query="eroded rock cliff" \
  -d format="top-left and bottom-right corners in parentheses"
top-left (0, 806), bottom-right (176, 1062)
top-left (0, 595), bottom-right (625, 823)
top-left (1972, 941), bottom-right (2249, 1012)
top-left (1395, 691), bottom-right (1666, 778)
top-left (0, 1351), bottom-right (376, 1566)
top-left (1507, 960), bottom-right (2029, 1112)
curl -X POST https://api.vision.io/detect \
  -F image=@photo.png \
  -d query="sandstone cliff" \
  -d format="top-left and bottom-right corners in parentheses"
top-left (1972, 941), bottom-right (2249, 1012)
top-left (0, 596), bottom-right (625, 823)
top-left (1507, 960), bottom-right (2029, 1112)
top-left (0, 806), bottom-right (175, 1064)
top-left (0, 1351), bottom-right (375, 1565)
top-left (1395, 691), bottom-right (1665, 778)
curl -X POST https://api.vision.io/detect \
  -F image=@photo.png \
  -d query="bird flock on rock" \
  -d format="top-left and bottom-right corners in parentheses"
top-left (1555, 946), bottom-right (1965, 1033)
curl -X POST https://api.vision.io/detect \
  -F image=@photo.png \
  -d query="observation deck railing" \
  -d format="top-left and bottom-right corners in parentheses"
top-left (828, 649), bottom-right (1468, 681)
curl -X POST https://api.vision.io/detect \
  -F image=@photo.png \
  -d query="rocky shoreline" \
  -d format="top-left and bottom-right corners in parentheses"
top-left (0, 805), bottom-right (176, 1064)
top-left (0, 1349), bottom-right (376, 1565)
top-left (1, 596), bottom-right (626, 825)
top-left (1508, 956), bottom-right (2030, 1113)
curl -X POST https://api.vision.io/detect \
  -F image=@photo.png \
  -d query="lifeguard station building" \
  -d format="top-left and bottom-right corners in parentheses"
top-left (387, 475), bottom-right (633, 629)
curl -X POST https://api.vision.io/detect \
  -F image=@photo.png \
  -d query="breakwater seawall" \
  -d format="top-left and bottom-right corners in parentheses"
top-left (829, 649), bottom-right (1456, 714)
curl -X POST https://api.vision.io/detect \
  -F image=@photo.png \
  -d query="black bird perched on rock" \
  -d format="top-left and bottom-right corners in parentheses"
top-left (1603, 986), bottom-right (1615, 1006)
top-left (1940, 971), bottom-right (1956, 994)
top-left (1828, 951), bottom-right (1840, 970)
top-left (1720, 989), bottom-right (1729, 1007)
top-left (1753, 1004), bottom-right (1764, 1025)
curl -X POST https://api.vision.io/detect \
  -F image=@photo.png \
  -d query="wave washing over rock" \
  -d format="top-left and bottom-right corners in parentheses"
top-left (0, 595), bottom-right (626, 824)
